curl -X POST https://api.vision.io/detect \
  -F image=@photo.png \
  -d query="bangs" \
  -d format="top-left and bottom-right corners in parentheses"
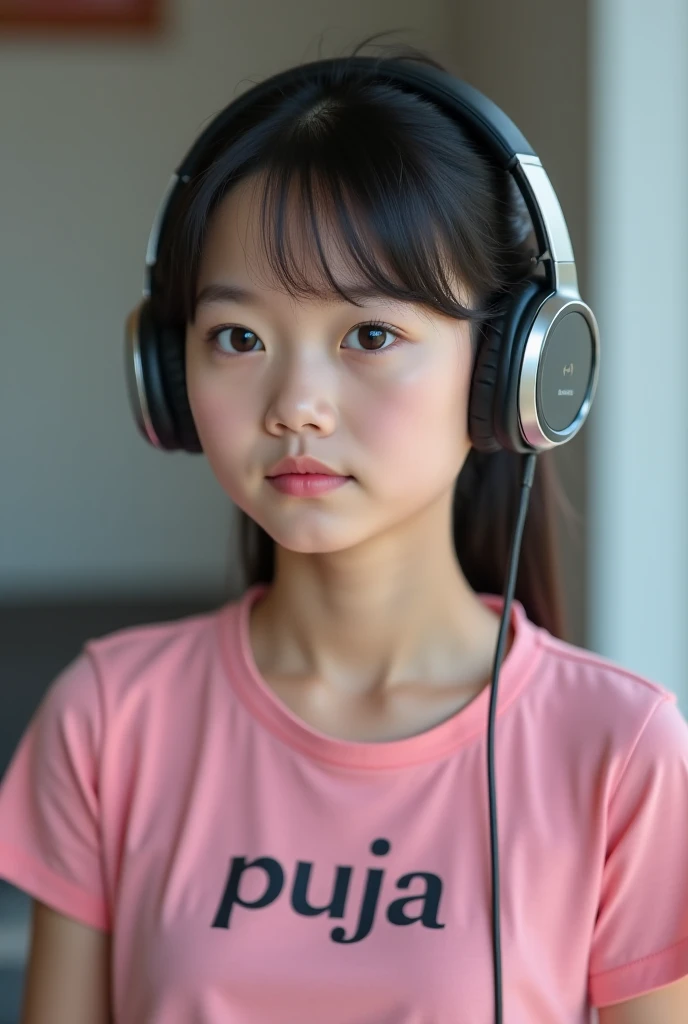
top-left (165, 72), bottom-right (528, 330)
top-left (253, 157), bottom-right (485, 322)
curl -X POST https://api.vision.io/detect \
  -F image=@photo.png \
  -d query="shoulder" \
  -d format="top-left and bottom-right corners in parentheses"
top-left (81, 597), bottom-right (236, 706)
top-left (534, 625), bottom-right (679, 713)
top-left (533, 624), bottom-right (677, 707)
top-left (28, 597), bottom-right (229, 748)
top-left (32, 596), bottom-right (239, 759)
top-left (523, 619), bottom-right (687, 795)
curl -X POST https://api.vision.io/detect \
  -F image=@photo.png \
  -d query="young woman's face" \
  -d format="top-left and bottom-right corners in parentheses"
top-left (185, 174), bottom-right (476, 555)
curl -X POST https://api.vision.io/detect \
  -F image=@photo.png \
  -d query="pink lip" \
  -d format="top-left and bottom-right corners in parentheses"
top-left (267, 455), bottom-right (343, 477)
top-left (267, 474), bottom-right (351, 497)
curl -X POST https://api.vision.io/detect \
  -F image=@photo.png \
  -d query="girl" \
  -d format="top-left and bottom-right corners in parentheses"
top-left (1, 38), bottom-right (688, 1024)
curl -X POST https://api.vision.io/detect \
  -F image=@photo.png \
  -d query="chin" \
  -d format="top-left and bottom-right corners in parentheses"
top-left (250, 513), bottom-right (366, 555)
top-left (268, 529), bottom-right (358, 555)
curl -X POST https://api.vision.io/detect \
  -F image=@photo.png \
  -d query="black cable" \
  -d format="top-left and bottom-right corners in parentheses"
top-left (488, 451), bottom-right (538, 1024)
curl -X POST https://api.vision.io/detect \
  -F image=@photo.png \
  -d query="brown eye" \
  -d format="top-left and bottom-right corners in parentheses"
top-left (211, 327), bottom-right (264, 355)
top-left (343, 323), bottom-right (398, 353)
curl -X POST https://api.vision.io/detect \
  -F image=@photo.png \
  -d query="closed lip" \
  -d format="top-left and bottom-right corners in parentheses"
top-left (266, 455), bottom-right (347, 477)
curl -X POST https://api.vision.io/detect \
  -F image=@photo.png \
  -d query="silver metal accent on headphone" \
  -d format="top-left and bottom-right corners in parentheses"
top-left (511, 155), bottom-right (600, 451)
top-left (125, 306), bottom-right (163, 448)
top-left (143, 173), bottom-right (180, 298)
top-left (514, 155), bottom-right (577, 294)
top-left (518, 291), bottom-right (600, 450)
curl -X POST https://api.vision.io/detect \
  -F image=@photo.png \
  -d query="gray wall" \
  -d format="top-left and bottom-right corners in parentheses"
top-left (0, 0), bottom-right (458, 602)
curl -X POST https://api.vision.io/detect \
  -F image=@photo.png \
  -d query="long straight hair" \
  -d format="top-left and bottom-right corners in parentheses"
top-left (154, 36), bottom-right (575, 640)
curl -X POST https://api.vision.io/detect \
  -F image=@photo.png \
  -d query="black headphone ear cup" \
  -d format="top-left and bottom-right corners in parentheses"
top-left (468, 278), bottom-right (544, 454)
top-left (156, 327), bottom-right (203, 453)
top-left (131, 302), bottom-right (202, 452)
top-left (468, 302), bottom-right (508, 454)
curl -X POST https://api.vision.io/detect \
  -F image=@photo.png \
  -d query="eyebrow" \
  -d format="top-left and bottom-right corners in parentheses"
top-left (195, 282), bottom-right (402, 309)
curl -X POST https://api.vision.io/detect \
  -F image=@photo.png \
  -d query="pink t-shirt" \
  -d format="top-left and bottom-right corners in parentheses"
top-left (1, 583), bottom-right (688, 1023)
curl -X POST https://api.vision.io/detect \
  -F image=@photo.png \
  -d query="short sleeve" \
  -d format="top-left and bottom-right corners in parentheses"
top-left (0, 651), bottom-right (110, 931)
top-left (588, 696), bottom-right (688, 1007)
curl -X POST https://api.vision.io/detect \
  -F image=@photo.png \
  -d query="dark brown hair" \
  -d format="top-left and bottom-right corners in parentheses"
top-left (154, 35), bottom-right (574, 639)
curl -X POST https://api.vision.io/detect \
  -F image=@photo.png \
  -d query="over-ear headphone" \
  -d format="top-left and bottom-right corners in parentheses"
top-left (124, 56), bottom-right (600, 458)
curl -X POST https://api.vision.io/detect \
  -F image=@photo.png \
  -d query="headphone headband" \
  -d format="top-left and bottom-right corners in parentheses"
top-left (142, 58), bottom-right (576, 302)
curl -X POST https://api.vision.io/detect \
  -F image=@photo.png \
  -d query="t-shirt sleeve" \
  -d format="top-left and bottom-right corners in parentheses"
top-left (588, 695), bottom-right (688, 1007)
top-left (0, 650), bottom-right (110, 931)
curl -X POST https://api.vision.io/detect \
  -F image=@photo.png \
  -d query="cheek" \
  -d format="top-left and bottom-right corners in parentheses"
top-left (350, 362), bottom-right (470, 480)
top-left (185, 365), bottom-right (255, 477)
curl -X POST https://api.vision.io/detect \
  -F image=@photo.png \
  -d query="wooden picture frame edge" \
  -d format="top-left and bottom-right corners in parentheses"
top-left (0, 0), bottom-right (161, 33)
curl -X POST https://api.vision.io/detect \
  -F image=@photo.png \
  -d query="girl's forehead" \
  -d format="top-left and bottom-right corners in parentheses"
top-left (199, 180), bottom-right (380, 295)
top-left (209, 176), bottom-right (339, 245)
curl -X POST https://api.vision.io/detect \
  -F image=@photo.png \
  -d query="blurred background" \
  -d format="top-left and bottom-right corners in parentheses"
top-left (1, 0), bottom-right (687, 1019)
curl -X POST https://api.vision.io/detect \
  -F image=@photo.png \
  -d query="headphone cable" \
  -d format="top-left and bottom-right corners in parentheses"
top-left (488, 451), bottom-right (538, 1024)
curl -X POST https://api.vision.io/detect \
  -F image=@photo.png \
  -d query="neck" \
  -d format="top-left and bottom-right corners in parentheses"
top-left (248, 493), bottom-right (507, 697)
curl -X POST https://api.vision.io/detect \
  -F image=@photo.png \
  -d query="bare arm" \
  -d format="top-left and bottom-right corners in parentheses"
top-left (598, 975), bottom-right (688, 1024)
top-left (19, 900), bottom-right (112, 1024)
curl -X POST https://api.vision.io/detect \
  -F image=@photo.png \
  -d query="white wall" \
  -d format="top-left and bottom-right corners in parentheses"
top-left (588, 0), bottom-right (688, 708)
top-left (0, 0), bottom-right (456, 599)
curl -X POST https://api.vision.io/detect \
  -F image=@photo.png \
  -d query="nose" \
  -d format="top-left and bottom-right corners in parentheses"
top-left (264, 355), bottom-right (337, 436)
